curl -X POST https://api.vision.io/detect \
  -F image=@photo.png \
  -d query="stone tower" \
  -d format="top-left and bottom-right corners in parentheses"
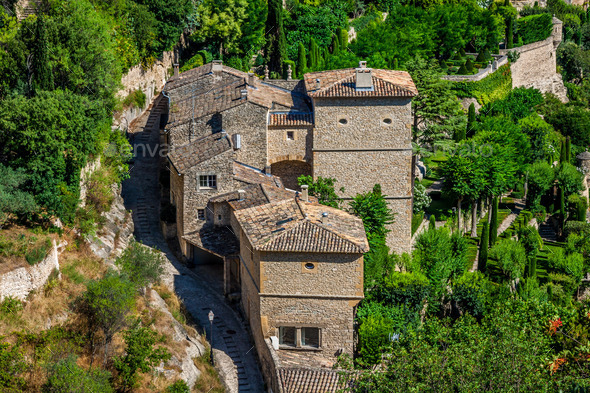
top-left (304, 62), bottom-right (418, 254)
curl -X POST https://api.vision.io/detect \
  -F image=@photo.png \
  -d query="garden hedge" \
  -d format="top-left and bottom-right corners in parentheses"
top-left (517, 13), bottom-right (553, 45)
top-left (451, 64), bottom-right (512, 105)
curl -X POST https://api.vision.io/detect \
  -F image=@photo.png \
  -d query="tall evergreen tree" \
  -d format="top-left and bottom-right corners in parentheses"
top-left (560, 187), bottom-right (566, 228)
top-left (429, 214), bottom-right (436, 230)
top-left (489, 197), bottom-right (499, 247)
top-left (339, 28), bottom-right (348, 51)
top-left (560, 139), bottom-right (566, 164)
top-left (264, 0), bottom-right (286, 73)
top-left (31, 15), bottom-right (54, 93)
top-left (467, 102), bottom-right (476, 136)
top-left (309, 38), bottom-right (318, 69)
top-left (479, 221), bottom-right (489, 273)
top-left (331, 34), bottom-right (340, 55)
top-left (296, 42), bottom-right (307, 78)
top-left (504, 0), bottom-right (514, 49)
top-left (566, 136), bottom-right (571, 163)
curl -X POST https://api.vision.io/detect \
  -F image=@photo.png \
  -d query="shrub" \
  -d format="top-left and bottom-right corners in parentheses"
top-left (457, 62), bottom-right (469, 75)
top-left (451, 271), bottom-right (491, 318)
top-left (43, 355), bottom-right (113, 393)
top-left (0, 342), bottom-right (26, 391)
top-left (490, 239), bottom-right (527, 280)
top-left (517, 13), bottom-right (553, 45)
top-left (451, 64), bottom-right (512, 105)
top-left (465, 57), bottom-right (474, 72)
top-left (548, 272), bottom-right (579, 297)
top-left (115, 242), bottom-right (165, 290)
top-left (412, 212), bottom-right (424, 235)
top-left (0, 296), bottom-right (23, 315)
top-left (180, 53), bottom-right (204, 72)
top-left (567, 194), bottom-right (588, 222)
top-left (114, 323), bottom-right (171, 391)
top-left (122, 89), bottom-right (147, 109)
top-left (25, 238), bottom-right (52, 265)
top-left (166, 380), bottom-right (190, 393)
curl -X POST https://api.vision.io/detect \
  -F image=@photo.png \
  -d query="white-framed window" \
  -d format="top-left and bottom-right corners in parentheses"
top-left (199, 174), bottom-right (217, 189)
top-left (278, 326), bottom-right (321, 349)
top-left (197, 209), bottom-right (205, 220)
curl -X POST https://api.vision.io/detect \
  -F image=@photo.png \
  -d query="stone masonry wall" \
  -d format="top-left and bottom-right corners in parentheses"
top-left (267, 126), bottom-right (313, 165)
top-left (260, 252), bottom-right (363, 297)
top-left (0, 240), bottom-right (60, 301)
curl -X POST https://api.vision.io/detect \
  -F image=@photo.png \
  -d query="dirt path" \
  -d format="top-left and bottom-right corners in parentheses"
top-left (121, 96), bottom-right (264, 393)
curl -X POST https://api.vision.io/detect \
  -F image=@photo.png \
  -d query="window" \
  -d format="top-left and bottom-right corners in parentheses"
top-left (197, 209), bottom-right (205, 220)
top-left (279, 327), bottom-right (296, 347)
top-left (304, 263), bottom-right (315, 270)
top-left (383, 118), bottom-right (392, 125)
top-left (199, 175), bottom-right (217, 189)
top-left (301, 327), bottom-right (320, 348)
top-left (278, 326), bottom-right (321, 349)
top-left (338, 118), bottom-right (348, 125)
top-left (286, 131), bottom-right (294, 140)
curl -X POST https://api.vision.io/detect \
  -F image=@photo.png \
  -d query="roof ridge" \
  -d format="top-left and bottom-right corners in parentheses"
top-left (307, 219), bottom-right (366, 253)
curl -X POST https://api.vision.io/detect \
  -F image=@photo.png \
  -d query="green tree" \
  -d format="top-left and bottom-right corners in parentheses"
top-left (479, 222), bottom-right (489, 273)
top-left (556, 162), bottom-right (584, 198)
top-left (114, 322), bottom-right (171, 391)
top-left (526, 161), bottom-right (555, 210)
top-left (466, 102), bottom-right (476, 137)
top-left (0, 164), bottom-right (37, 226)
top-left (490, 239), bottom-right (527, 281)
top-left (265, 0), bottom-right (286, 73)
top-left (82, 271), bottom-right (136, 364)
top-left (194, 0), bottom-right (248, 55)
top-left (339, 28), bottom-right (348, 51)
top-left (429, 214), bottom-right (436, 230)
top-left (297, 175), bottom-right (341, 208)
top-left (349, 184), bottom-right (395, 248)
top-left (115, 241), bottom-right (165, 290)
top-left (296, 42), bottom-right (307, 77)
top-left (31, 14), bottom-right (53, 93)
top-left (489, 197), bottom-right (499, 247)
top-left (309, 37), bottom-right (319, 69)
top-left (518, 115), bottom-right (558, 163)
top-left (43, 355), bottom-right (113, 393)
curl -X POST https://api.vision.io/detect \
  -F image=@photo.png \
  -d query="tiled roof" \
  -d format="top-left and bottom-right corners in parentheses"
top-left (304, 68), bottom-right (418, 98)
top-left (165, 63), bottom-right (311, 128)
top-left (278, 368), bottom-right (352, 393)
top-left (233, 199), bottom-right (369, 254)
top-left (183, 225), bottom-right (239, 257)
top-left (209, 183), bottom-right (296, 211)
top-left (233, 162), bottom-right (284, 188)
top-left (168, 133), bottom-right (232, 174)
top-left (269, 112), bottom-right (314, 127)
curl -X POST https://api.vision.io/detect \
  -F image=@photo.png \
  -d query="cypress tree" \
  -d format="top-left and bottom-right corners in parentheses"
top-left (566, 136), bottom-right (571, 163)
top-left (506, 18), bottom-right (514, 49)
top-left (560, 187), bottom-right (566, 223)
top-left (265, 0), bottom-right (287, 73)
top-left (339, 28), bottom-right (348, 51)
top-left (467, 103), bottom-right (476, 135)
top-left (457, 62), bottom-right (468, 75)
top-left (309, 38), bottom-right (318, 69)
top-left (31, 15), bottom-right (53, 93)
top-left (465, 58), bottom-right (474, 72)
top-left (393, 58), bottom-right (398, 69)
top-left (489, 197), bottom-right (499, 247)
top-left (429, 214), bottom-right (436, 230)
top-left (528, 256), bottom-right (537, 278)
top-left (560, 139), bottom-right (566, 164)
top-left (332, 34), bottom-right (340, 55)
top-left (296, 42), bottom-right (307, 78)
top-left (479, 222), bottom-right (489, 273)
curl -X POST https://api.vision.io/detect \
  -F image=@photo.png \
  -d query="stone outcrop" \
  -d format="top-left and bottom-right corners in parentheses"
top-left (149, 290), bottom-right (205, 389)
top-left (86, 185), bottom-right (134, 262)
top-left (0, 240), bottom-right (61, 301)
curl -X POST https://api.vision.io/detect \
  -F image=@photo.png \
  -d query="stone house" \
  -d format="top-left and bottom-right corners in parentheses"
top-left (164, 60), bottom-right (417, 258)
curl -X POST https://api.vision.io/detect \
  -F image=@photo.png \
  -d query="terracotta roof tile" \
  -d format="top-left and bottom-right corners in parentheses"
top-left (233, 162), bottom-right (284, 188)
top-left (278, 368), bottom-right (352, 393)
top-left (304, 68), bottom-right (418, 98)
top-left (269, 112), bottom-right (314, 127)
top-left (168, 133), bottom-right (232, 174)
top-left (233, 199), bottom-right (369, 254)
top-left (183, 225), bottom-right (239, 257)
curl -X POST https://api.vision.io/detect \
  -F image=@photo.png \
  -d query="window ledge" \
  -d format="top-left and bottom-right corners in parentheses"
top-left (278, 345), bottom-right (322, 352)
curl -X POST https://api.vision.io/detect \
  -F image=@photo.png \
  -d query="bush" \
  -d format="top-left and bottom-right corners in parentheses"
top-left (451, 271), bottom-right (491, 318)
top-left (412, 212), bottom-right (424, 235)
top-left (490, 239), bottom-right (527, 280)
top-left (465, 57), bottom-right (474, 72)
top-left (180, 53), bottom-right (204, 72)
top-left (548, 249), bottom-right (584, 283)
top-left (25, 238), bottom-right (52, 265)
top-left (457, 62), bottom-right (469, 75)
top-left (517, 13), bottom-right (553, 45)
top-left (0, 296), bottom-right (23, 315)
top-left (122, 89), bottom-right (147, 109)
top-left (0, 342), bottom-right (26, 391)
top-left (451, 64), bottom-right (512, 105)
top-left (43, 355), bottom-right (113, 393)
top-left (166, 380), bottom-right (190, 393)
top-left (567, 194), bottom-right (588, 222)
top-left (115, 242), bottom-right (165, 290)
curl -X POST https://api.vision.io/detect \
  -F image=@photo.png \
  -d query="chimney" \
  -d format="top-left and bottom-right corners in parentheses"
top-left (240, 89), bottom-right (248, 99)
top-left (355, 61), bottom-right (373, 91)
top-left (238, 189), bottom-right (246, 201)
top-left (301, 185), bottom-right (309, 202)
top-left (315, 78), bottom-right (321, 90)
top-left (212, 60), bottom-right (223, 72)
top-left (173, 63), bottom-right (179, 78)
top-left (247, 72), bottom-right (256, 86)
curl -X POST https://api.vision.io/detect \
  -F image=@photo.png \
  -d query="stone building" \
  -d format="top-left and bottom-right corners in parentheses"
top-left (164, 60), bottom-right (417, 257)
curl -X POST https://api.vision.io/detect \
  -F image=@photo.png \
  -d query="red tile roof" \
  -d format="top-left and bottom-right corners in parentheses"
top-left (304, 68), bottom-right (418, 98)
top-left (269, 112), bottom-right (314, 127)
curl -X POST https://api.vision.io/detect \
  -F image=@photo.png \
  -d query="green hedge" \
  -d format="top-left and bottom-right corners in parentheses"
top-left (412, 212), bottom-right (425, 235)
top-left (517, 14), bottom-right (553, 45)
top-left (451, 64), bottom-right (512, 105)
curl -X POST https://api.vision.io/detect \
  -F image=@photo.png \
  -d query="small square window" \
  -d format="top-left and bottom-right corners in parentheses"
top-left (286, 131), bottom-right (294, 140)
top-left (279, 327), bottom-right (296, 347)
top-left (199, 175), bottom-right (217, 189)
top-left (197, 209), bottom-right (205, 220)
top-left (301, 327), bottom-right (320, 348)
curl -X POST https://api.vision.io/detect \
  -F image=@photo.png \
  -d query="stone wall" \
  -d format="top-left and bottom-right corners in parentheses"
top-left (499, 20), bottom-right (568, 102)
top-left (510, 0), bottom-right (546, 10)
top-left (0, 240), bottom-right (60, 301)
top-left (442, 56), bottom-right (508, 82)
top-left (267, 126), bottom-right (313, 165)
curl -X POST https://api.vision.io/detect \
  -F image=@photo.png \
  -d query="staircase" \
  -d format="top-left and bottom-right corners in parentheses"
top-left (539, 220), bottom-right (557, 242)
top-left (15, 0), bottom-right (38, 20)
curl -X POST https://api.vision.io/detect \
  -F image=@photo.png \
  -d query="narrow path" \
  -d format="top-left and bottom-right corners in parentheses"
top-left (121, 96), bottom-right (265, 393)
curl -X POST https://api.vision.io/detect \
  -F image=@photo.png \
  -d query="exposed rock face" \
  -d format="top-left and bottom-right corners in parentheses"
top-left (86, 185), bottom-right (134, 262)
top-left (0, 240), bottom-right (61, 301)
top-left (149, 290), bottom-right (205, 388)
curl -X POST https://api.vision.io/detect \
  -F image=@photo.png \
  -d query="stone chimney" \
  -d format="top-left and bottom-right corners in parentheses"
top-left (355, 61), bottom-right (373, 91)
top-left (315, 78), bottom-right (321, 90)
top-left (301, 185), bottom-right (309, 202)
top-left (238, 189), bottom-right (246, 201)
top-left (173, 63), bottom-right (179, 78)
top-left (247, 72), bottom-right (256, 86)
top-left (240, 89), bottom-right (248, 99)
top-left (212, 60), bottom-right (223, 72)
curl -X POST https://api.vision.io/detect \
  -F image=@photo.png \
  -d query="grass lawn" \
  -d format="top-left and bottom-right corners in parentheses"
top-left (419, 178), bottom-right (435, 189)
